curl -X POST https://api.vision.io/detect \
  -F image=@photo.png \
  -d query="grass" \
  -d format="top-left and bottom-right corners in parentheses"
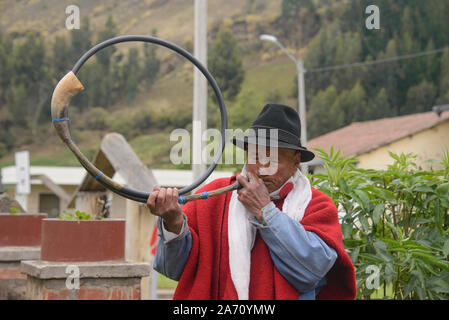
top-left (157, 273), bottom-right (178, 289)
top-left (241, 58), bottom-right (297, 106)
top-left (129, 132), bottom-right (174, 168)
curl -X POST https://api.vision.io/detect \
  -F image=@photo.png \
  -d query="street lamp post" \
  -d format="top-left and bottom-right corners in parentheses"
top-left (260, 34), bottom-right (308, 172)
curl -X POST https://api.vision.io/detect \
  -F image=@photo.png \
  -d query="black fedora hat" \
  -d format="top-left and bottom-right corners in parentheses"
top-left (232, 103), bottom-right (315, 162)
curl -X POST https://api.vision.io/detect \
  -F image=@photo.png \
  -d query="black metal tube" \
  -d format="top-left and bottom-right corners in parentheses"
top-left (70, 35), bottom-right (227, 202)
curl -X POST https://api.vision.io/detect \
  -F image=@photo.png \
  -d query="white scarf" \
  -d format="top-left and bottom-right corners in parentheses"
top-left (227, 165), bottom-right (312, 300)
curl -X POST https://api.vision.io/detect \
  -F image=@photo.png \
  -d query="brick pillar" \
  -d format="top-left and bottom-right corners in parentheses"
top-left (0, 247), bottom-right (40, 300)
top-left (21, 260), bottom-right (151, 300)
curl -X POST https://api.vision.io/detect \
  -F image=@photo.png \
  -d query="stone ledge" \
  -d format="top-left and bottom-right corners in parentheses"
top-left (21, 260), bottom-right (151, 279)
top-left (0, 246), bottom-right (41, 261)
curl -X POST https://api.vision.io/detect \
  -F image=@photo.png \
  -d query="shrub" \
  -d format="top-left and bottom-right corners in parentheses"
top-left (134, 109), bottom-right (154, 131)
top-left (0, 142), bottom-right (7, 158)
top-left (85, 107), bottom-right (110, 130)
top-left (110, 116), bottom-right (138, 139)
top-left (311, 148), bottom-right (449, 300)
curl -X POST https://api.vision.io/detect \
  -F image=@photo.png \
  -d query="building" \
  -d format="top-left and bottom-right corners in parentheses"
top-left (308, 110), bottom-right (449, 170)
top-left (0, 166), bottom-right (234, 217)
top-left (1, 132), bottom-right (234, 218)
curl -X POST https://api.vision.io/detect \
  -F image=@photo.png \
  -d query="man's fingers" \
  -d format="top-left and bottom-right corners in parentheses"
top-left (166, 188), bottom-right (173, 205)
top-left (237, 174), bottom-right (249, 188)
top-left (157, 188), bottom-right (167, 206)
top-left (247, 171), bottom-right (261, 182)
top-left (163, 188), bottom-right (180, 206)
top-left (148, 186), bottom-right (161, 207)
top-left (247, 171), bottom-right (258, 183)
top-left (173, 188), bottom-right (179, 204)
top-left (147, 190), bottom-right (159, 210)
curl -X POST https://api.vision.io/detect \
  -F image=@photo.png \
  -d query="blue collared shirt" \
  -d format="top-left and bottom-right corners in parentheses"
top-left (153, 201), bottom-right (337, 300)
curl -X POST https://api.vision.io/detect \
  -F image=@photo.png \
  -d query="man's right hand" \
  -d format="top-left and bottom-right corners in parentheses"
top-left (147, 187), bottom-right (184, 234)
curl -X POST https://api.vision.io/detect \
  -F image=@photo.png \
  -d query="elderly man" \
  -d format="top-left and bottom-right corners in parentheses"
top-left (148, 104), bottom-right (356, 300)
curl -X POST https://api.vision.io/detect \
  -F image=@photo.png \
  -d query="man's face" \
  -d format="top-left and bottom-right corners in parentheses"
top-left (245, 145), bottom-right (301, 193)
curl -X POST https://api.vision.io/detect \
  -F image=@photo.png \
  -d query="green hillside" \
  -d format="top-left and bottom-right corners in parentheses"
top-left (0, 0), bottom-right (281, 45)
top-left (1, 0), bottom-right (449, 170)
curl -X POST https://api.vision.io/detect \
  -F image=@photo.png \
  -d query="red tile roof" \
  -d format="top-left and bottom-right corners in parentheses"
top-left (307, 111), bottom-right (449, 157)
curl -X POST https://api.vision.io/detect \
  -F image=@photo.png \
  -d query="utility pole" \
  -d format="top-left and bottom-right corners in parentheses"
top-left (192, 0), bottom-right (208, 183)
top-left (297, 59), bottom-right (307, 148)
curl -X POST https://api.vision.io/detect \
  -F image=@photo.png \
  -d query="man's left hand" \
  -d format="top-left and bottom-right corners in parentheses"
top-left (236, 172), bottom-right (271, 221)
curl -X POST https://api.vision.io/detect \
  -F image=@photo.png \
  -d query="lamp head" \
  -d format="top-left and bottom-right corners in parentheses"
top-left (259, 34), bottom-right (278, 44)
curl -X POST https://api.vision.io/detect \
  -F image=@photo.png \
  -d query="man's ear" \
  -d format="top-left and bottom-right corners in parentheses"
top-left (294, 151), bottom-right (301, 169)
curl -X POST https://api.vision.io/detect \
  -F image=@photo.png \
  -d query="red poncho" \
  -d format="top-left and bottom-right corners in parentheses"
top-left (172, 174), bottom-right (356, 300)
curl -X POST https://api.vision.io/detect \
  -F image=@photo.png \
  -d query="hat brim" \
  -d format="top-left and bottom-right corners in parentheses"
top-left (232, 137), bottom-right (315, 163)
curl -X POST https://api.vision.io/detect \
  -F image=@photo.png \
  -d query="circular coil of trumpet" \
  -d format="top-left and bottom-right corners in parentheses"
top-left (51, 35), bottom-right (227, 203)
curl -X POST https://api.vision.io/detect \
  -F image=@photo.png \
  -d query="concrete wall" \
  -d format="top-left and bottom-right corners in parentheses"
top-left (110, 194), bottom-right (126, 219)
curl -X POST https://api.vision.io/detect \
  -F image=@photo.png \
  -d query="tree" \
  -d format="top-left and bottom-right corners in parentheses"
top-left (0, 142), bottom-right (7, 158)
top-left (52, 36), bottom-right (70, 78)
top-left (0, 32), bottom-right (12, 103)
top-left (376, 38), bottom-right (401, 114)
top-left (438, 49), bottom-right (449, 103)
top-left (76, 61), bottom-right (104, 109)
top-left (331, 81), bottom-right (367, 127)
top-left (365, 88), bottom-right (391, 120)
top-left (208, 29), bottom-right (245, 101)
top-left (228, 89), bottom-right (262, 130)
top-left (96, 16), bottom-right (118, 71)
top-left (86, 16), bottom-right (119, 108)
top-left (109, 52), bottom-right (126, 103)
top-left (11, 33), bottom-right (46, 89)
top-left (346, 81), bottom-right (367, 122)
top-left (424, 40), bottom-right (439, 83)
top-left (7, 83), bottom-right (28, 127)
top-left (125, 47), bottom-right (141, 104)
top-left (307, 85), bottom-right (342, 138)
top-left (69, 16), bottom-right (92, 62)
top-left (280, 0), bottom-right (319, 48)
top-left (303, 22), bottom-right (341, 98)
top-left (405, 80), bottom-right (436, 114)
top-left (332, 32), bottom-right (362, 91)
top-left (0, 108), bottom-right (14, 150)
top-left (281, 0), bottom-right (314, 19)
top-left (141, 30), bottom-right (160, 86)
top-left (7, 32), bottom-right (48, 126)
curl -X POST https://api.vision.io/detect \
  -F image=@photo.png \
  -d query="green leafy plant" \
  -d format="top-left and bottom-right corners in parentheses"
top-left (312, 147), bottom-right (449, 300)
top-left (59, 210), bottom-right (97, 221)
top-left (9, 207), bottom-right (20, 214)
